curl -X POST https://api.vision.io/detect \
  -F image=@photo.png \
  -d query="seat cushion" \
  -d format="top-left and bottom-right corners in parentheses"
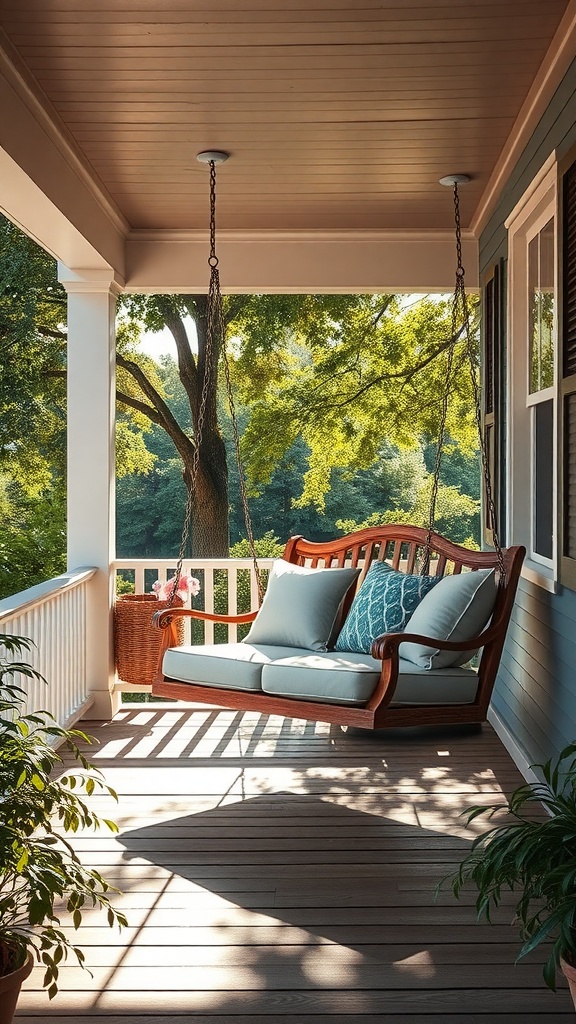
top-left (334, 561), bottom-right (440, 654)
top-left (162, 642), bottom-right (275, 692)
top-left (243, 559), bottom-right (360, 651)
top-left (261, 650), bottom-right (479, 706)
top-left (401, 568), bottom-right (497, 669)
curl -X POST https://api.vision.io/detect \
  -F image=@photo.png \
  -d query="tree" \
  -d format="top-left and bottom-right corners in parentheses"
top-left (337, 444), bottom-right (481, 548)
top-left (237, 295), bottom-right (480, 513)
top-left (0, 216), bottom-right (154, 597)
top-left (119, 293), bottom-right (478, 558)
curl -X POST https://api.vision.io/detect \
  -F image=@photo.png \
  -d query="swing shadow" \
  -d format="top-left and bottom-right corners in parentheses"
top-left (108, 786), bottom-right (551, 1016)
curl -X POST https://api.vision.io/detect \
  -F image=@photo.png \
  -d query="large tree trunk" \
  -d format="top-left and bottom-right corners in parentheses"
top-left (117, 293), bottom-right (234, 559)
top-left (183, 425), bottom-right (229, 558)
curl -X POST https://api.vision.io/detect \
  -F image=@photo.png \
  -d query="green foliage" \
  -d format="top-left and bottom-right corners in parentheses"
top-left (440, 743), bottom-right (576, 990)
top-left (0, 217), bottom-right (67, 479)
top-left (0, 478), bottom-right (66, 599)
top-left (0, 216), bottom-right (163, 593)
top-left (335, 444), bottom-right (480, 547)
top-left (0, 634), bottom-right (127, 994)
top-left (236, 294), bottom-right (480, 511)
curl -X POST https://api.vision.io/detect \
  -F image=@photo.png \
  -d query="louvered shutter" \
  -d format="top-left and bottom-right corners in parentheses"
top-left (481, 260), bottom-right (504, 546)
top-left (560, 155), bottom-right (576, 584)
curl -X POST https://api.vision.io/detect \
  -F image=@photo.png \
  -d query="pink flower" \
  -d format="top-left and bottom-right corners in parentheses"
top-left (152, 574), bottom-right (201, 602)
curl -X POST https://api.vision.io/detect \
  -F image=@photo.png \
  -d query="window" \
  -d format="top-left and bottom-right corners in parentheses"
top-left (506, 158), bottom-right (557, 589)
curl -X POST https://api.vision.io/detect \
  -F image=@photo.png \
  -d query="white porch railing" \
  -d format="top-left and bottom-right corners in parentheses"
top-left (113, 558), bottom-right (274, 691)
top-left (0, 567), bottom-right (97, 728)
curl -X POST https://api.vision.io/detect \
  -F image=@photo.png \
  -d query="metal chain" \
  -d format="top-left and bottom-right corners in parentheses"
top-left (221, 344), bottom-right (264, 604)
top-left (166, 163), bottom-right (218, 606)
top-left (422, 183), bottom-right (506, 583)
top-left (421, 258), bottom-right (458, 574)
top-left (169, 158), bottom-right (263, 607)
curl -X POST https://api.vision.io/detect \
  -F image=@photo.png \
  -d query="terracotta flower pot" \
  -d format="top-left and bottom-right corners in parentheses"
top-left (561, 956), bottom-right (576, 1009)
top-left (0, 952), bottom-right (34, 1024)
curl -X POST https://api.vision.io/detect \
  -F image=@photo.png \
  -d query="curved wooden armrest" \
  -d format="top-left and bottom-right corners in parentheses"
top-left (153, 607), bottom-right (259, 630)
top-left (370, 620), bottom-right (502, 661)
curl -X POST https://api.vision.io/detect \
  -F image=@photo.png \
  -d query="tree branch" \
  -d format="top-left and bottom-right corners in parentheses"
top-left (116, 389), bottom-right (163, 425)
top-left (116, 352), bottom-right (195, 463)
top-left (37, 326), bottom-right (67, 340)
top-left (302, 324), bottom-right (469, 413)
top-left (154, 297), bottom-right (199, 412)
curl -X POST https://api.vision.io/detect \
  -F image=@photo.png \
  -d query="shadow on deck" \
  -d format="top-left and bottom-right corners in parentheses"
top-left (15, 704), bottom-right (575, 1023)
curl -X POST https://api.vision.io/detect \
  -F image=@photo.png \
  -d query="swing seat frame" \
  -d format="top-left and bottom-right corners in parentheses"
top-left (151, 526), bottom-right (525, 730)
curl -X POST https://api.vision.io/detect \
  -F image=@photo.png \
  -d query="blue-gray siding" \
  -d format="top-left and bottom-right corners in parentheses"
top-left (482, 56), bottom-right (576, 767)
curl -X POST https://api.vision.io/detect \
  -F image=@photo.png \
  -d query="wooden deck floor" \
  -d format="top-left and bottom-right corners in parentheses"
top-left (16, 703), bottom-right (575, 1023)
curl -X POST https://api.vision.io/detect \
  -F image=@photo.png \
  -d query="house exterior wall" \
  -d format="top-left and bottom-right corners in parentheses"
top-left (481, 56), bottom-right (576, 767)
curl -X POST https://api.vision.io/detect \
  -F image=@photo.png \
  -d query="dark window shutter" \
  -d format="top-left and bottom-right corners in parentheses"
top-left (563, 162), bottom-right (576, 378)
top-left (564, 393), bottom-right (576, 560)
top-left (560, 153), bottom-right (576, 587)
top-left (481, 260), bottom-right (503, 545)
top-left (484, 276), bottom-right (495, 416)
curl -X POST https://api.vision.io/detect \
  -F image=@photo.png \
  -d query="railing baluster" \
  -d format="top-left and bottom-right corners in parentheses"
top-left (228, 567), bottom-right (238, 643)
top-left (0, 569), bottom-right (96, 730)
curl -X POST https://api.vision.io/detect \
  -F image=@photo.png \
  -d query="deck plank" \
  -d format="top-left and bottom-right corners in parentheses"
top-left (15, 706), bottom-right (573, 1021)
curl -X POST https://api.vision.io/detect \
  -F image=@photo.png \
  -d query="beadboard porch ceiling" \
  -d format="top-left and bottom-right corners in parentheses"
top-left (0, 0), bottom-right (571, 235)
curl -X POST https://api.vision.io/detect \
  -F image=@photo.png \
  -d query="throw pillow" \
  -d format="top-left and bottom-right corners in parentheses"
top-left (334, 561), bottom-right (440, 655)
top-left (243, 559), bottom-right (360, 652)
top-left (400, 568), bottom-right (497, 669)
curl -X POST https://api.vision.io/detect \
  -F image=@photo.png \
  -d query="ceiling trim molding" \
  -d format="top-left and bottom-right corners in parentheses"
top-left (0, 30), bottom-right (130, 238)
top-left (471, 0), bottom-right (576, 238)
top-left (127, 227), bottom-right (475, 245)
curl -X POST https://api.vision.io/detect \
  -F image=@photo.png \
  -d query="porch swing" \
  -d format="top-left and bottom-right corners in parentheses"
top-left (151, 159), bottom-right (525, 729)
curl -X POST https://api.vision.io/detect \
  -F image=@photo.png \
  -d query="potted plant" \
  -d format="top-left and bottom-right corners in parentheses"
top-left (441, 742), bottom-right (576, 1002)
top-left (0, 633), bottom-right (127, 1022)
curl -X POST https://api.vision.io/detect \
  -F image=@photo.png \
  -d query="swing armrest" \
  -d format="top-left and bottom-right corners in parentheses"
top-left (153, 607), bottom-right (259, 630)
top-left (370, 618), bottom-right (503, 662)
top-left (365, 622), bottom-right (503, 713)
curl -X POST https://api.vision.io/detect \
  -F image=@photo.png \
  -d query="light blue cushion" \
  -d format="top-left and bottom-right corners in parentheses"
top-left (243, 559), bottom-right (360, 652)
top-left (261, 650), bottom-right (479, 706)
top-left (162, 642), bottom-right (268, 691)
top-left (334, 561), bottom-right (440, 655)
top-left (401, 568), bottom-right (497, 669)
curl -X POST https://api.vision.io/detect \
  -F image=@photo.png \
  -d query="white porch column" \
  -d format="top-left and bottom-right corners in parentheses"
top-left (59, 266), bottom-right (124, 720)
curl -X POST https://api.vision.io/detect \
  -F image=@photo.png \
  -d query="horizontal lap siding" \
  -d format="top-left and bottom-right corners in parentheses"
top-left (481, 55), bottom-right (576, 766)
top-left (492, 548), bottom-right (576, 765)
top-left (480, 57), bottom-right (576, 269)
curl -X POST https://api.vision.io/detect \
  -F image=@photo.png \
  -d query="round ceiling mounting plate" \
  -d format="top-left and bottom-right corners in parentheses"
top-left (197, 151), bottom-right (230, 164)
top-left (439, 174), bottom-right (471, 186)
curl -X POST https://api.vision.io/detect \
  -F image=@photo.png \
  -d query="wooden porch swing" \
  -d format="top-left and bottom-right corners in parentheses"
top-left (151, 161), bottom-right (525, 729)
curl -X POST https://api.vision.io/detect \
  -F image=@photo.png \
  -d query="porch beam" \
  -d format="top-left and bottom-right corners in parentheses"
top-left (60, 267), bottom-right (123, 720)
top-left (125, 229), bottom-right (479, 295)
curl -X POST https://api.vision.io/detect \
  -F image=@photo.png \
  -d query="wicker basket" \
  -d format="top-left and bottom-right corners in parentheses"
top-left (114, 594), bottom-right (185, 687)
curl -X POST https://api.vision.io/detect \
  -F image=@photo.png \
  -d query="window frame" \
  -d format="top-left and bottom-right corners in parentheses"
top-left (505, 156), bottom-right (558, 592)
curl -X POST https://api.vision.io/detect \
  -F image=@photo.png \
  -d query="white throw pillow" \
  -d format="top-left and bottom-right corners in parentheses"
top-left (243, 559), bottom-right (360, 652)
top-left (400, 568), bottom-right (497, 670)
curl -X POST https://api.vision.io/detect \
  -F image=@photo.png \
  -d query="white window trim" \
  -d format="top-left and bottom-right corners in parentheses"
top-left (506, 158), bottom-right (558, 593)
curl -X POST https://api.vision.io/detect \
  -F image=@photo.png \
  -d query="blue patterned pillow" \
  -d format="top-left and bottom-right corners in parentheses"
top-left (334, 561), bottom-right (440, 655)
